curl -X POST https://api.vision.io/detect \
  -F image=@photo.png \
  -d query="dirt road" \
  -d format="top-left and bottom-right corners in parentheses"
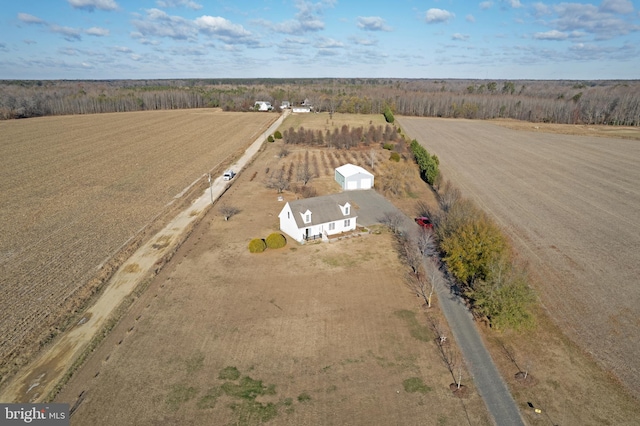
top-left (0, 111), bottom-right (289, 403)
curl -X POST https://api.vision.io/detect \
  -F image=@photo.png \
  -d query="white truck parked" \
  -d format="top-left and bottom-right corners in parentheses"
top-left (223, 170), bottom-right (236, 181)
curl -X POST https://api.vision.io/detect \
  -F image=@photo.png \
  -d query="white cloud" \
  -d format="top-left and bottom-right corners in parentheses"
top-left (533, 29), bottom-right (568, 40)
top-left (505, 0), bottom-right (522, 8)
top-left (350, 36), bottom-right (377, 46)
top-left (452, 33), bottom-right (470, 41)
top-left (425, 8), bottom-right (455, 24)
top-left (479, 1), bottom-right (493, 10)
top-left (357, 16), bottom-right (392, 31)
top-left (132, 9), bottom-right (196, 40)
top-left (50, 25), bottom-right (82, 41)
top-left (195, 16), bottom-right (259, 45)
top-left (18, 13), bottom-right (46, 24)
top-left (156, 0), bottom-right (203, 10)
top-left (67, 0), bottom-right (118, 12)
top-left (466, 14), bottom-right (476, 23)
top-left (599, 0), bottom-right (634, 14)
top-left (85, 27), bottom-right (110, 36)
top-left (552, 2), bottom-right (639, 40)
top-left (314, 37), bottom-right (344, 49)
top-left (532, 2), bottom-right (552, 17)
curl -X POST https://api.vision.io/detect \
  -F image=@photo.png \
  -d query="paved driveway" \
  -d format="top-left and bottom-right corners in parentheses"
top-left (348, 189), bottom-right (525, 426)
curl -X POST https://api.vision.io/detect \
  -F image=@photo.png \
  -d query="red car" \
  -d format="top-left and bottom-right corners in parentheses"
top-left (415, 216), bottom-right (433, 229)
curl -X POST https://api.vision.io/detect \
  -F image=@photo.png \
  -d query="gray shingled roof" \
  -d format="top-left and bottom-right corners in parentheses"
top-left (288, 192), bottom-right (357, 228)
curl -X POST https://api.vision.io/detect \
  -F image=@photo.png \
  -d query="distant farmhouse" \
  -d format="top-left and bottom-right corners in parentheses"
top-left (335, 164), bottom-right (374, 190)
top-left (254, 101), bottom-right (273, 111)
top-left (292, 98), bottom-right (313, 113)
top-left (280, 101), bottom-right (291, 110)
top-left (278, 193), bottom-right (357, 243)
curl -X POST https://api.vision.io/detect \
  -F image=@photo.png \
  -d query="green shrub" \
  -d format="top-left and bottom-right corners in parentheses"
top-left (382, 143), bottom-right (394, 150)
top-left (274, 130), bottom-right (283, 139)
top-left (410, 139), bottom-right (439, 185)
top-left (265, 233), bottom-right (287, 249)
top-left (268, 135), bottom-right (275, 142)
top-left (389, 152), bottom-right (400, 162)
top-left (383, 107), bottom-right (395, 123)
top-left (248, 238), bottom-right (267, 253)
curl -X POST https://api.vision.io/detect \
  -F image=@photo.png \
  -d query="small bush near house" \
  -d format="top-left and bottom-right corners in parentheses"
top-left (268, 135), bottom-right (275, 142)
top-left (274, 130), bottom-right (283, 139)
top-left (248, 238), bottom-right (267, 253)
top-left (266, 233), bottom-right (287, 249)
top-left (389, 152), bottom-right (400, 162)
top-left (382, 143), bottom-right (394, 150)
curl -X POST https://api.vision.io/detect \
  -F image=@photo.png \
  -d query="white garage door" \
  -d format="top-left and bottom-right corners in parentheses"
top-left (347, 180), bottom-right (358, 190)
top-left (360, 178), bottom-right (371, 189)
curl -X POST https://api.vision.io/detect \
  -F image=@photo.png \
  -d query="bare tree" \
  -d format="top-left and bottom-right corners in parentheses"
top-left (296, 150), bottom-right (314, 185)
top-left (266, 169), bottom-right (290, 193)
top-left (369, 148), bottom-right (376, 170)
top-left (416, 227), bottom-right (437, 258)
top-left (381, 211), bottom-right (404, 234)
top-left (219, 204), bottom-right (240, 221)
top-left (438, 180), bottom-right (461, 212)
top-left (278, 146), bottom-right (290, 158)
top-left (398, 234), bottom-right (422, 275)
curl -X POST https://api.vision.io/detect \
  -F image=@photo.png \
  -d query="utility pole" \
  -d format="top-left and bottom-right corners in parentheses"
top-left (207, 173), bottom-right (213, 204)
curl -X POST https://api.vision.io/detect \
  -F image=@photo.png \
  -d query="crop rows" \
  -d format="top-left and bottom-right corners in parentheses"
top-left (0, 110), bottom-right (275, 379)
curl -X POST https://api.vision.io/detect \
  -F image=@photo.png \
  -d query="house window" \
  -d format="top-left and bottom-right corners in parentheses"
top-left (287, 212), bottom-right (290, 219)
top-left (305, 214), bottom-right (310, 223)
top-left (344, 219), bottom-right (350, 227)
top-left (328, 222), bottom-right (335, 231)
top-left (344, 206), bottom-right (350, 215)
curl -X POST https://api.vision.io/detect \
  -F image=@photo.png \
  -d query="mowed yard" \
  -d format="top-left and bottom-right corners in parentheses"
top-left (398, 117), bottom-right (640, 400)
top-left (56, 132), bottom-right (491, 425)
top-left (0, 109), bottom-right (276, 382)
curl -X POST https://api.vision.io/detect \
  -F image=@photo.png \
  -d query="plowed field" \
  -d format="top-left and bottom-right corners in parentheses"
top-left (0, 109), bottom-right (276, 381)
top-left (398, 116), bottom-right (640, 397)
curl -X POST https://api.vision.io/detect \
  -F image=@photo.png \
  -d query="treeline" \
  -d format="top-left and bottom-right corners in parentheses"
top-left (281, 124), bottom-right (400, 149)
top-left (1, 78), bottom-right (639, 125)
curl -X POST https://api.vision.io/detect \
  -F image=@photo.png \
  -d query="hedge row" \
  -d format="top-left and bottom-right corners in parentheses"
top-left (410, 139), bottom-right (440, 185)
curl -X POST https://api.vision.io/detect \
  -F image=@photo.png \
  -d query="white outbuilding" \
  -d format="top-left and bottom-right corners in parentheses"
top-left (334, 163), bottom-right (374, 191)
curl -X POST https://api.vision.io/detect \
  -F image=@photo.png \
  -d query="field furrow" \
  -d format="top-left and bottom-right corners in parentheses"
top-left (0, 109), bottom-right (275, 378)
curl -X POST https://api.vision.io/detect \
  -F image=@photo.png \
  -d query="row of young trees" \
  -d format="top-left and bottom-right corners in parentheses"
top-left (2, 78), bottom-right (638, 125)
top-left (281, 124), bottom-right (400, 149)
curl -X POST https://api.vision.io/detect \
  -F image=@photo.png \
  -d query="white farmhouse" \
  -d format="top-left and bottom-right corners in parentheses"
top-left (335, 164), bottom-right (374, 191)
top-left (278, 193), bottom-right (357, 243)
top-left (254, 101), bottom-right (273, 111)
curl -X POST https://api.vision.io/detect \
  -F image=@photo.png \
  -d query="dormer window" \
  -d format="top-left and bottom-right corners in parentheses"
top-left (344, 205), bottom-right (350, 215)
top-left (301, 209), bottom-right (312, 224)
top-left (339, 202), bottom-right (351, 216)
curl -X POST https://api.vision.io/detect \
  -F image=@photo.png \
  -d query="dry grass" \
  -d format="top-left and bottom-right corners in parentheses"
top-left (0, 109), bottom-right (276, 384)
top-left (55, 118), bottom-right (488, 425)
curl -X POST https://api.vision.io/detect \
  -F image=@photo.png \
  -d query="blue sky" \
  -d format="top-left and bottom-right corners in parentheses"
top-left (1, 0), bottom-right (639, 79)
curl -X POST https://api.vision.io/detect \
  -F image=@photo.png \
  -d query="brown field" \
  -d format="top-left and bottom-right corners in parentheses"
top-left (55, 132), bottom-right (493, 425)
top-left (398, 118), bottom-right (640, 408)
top-left (0, 109), bottom-right (276, 383)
